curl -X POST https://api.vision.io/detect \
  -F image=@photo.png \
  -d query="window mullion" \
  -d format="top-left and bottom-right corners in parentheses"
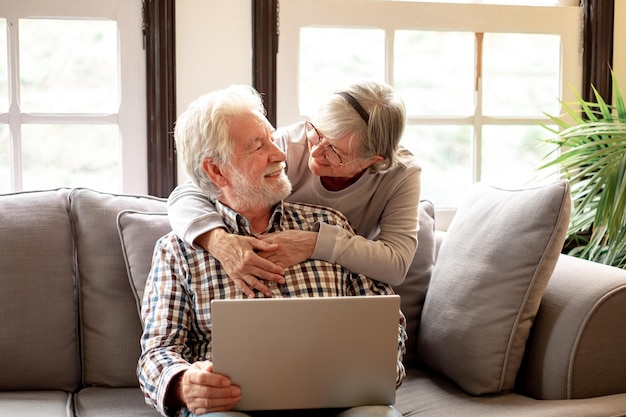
top-left (473, 32), bottom-right (483, 184)
top-left (386, 28), bottom-right (394, 86)
top-left (7, 16), bottom-right (22, 191)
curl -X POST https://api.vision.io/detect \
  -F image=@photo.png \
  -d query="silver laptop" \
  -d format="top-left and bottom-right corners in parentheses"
top-left (211, 295), bottom-right (400, 411)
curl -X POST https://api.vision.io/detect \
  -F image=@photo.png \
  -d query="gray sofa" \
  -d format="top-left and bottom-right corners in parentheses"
top-left (1, 187), bottom-right (626, 417)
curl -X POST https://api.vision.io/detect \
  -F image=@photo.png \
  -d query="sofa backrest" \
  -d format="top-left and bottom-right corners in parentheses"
top-left (68, 188), bottom-right (167, 388)
top-left (0, 187), bottom-right (437, 391)
top-left (0, 189), bottom-right (80, 391)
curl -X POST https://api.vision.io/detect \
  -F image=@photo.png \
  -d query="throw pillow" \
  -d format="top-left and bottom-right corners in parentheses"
top-left (116, 210), bottom-right (171, 317)
top-left (417, 180), bottom-right (571, 395)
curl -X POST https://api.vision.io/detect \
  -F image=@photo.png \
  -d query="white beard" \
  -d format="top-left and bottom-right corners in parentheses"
top-left (228, 164), bottom-right (292, 212)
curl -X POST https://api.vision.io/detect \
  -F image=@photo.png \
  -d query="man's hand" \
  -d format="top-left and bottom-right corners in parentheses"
top-left (256, 230), bottom-right (317, 267)
top-left (196, 228), bottom-right (286, 297)
top-left (171, 361), bottom-right (241, 415)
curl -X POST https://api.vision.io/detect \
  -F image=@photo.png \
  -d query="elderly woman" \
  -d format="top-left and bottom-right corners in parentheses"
top-left (168, 80), bottom-right (422, 297)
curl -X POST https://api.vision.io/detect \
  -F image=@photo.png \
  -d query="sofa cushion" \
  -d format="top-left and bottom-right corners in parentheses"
top-left (417, 180), bottom-right (571, 395)
top-left (117, 210), bottom-right (172, 317)
top-left (396, 367), bottom-right (626, 417)
top-left (74, 387), bottom-right (161, 417)
top-left (0, 189), bottom-right (80, 392)
top-left (392, 200), bottom-right (436, 366)
top-left (0, 391), bottom-right (74, 417)
top-left (69, 188), bottom-right (166, 388)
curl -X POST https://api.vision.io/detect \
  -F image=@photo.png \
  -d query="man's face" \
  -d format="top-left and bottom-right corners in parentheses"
top-left (222, 111), bottom-right (291, 212)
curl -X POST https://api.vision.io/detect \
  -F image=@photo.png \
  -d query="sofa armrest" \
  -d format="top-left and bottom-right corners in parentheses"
top-left (518, 254), bottom-right (626, 400)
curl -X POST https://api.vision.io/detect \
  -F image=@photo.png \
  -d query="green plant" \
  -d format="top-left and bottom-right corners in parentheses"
top-left (539, 72), bottom-right (626, 268)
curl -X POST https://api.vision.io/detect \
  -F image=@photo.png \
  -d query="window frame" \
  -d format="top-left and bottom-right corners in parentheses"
top-left (148, 0), bottom-right (613, 197)
top-left (1, 0), bottom-right (148, 194)
top-left (250, 0), bottom-right (614, 126)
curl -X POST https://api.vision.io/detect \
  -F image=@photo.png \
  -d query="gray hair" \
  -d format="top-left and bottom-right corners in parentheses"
top-left (174, 85), bottom-right (266, 196)
top-left (314, 81), bottom-right (406, 173)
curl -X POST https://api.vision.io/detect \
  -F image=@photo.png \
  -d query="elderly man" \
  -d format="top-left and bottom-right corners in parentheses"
top-left (137, 85), bottom-right (406, 417)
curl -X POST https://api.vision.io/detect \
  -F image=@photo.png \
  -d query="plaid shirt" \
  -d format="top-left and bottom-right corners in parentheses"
top-left (138, 200), bottom-right (407, 416)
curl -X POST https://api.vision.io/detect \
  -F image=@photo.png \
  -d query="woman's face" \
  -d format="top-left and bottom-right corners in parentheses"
top-left (305, 121), bottom-right (372, 179)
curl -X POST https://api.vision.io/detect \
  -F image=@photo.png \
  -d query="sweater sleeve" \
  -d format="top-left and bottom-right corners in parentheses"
top-left (167, 181), bottom-right (225, 248)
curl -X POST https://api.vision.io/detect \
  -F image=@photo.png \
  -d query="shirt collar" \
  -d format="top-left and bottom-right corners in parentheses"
top-left (214, 199), bottom-right (285, 236)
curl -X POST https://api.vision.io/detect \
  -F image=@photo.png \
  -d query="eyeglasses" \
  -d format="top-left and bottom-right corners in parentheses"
top-left (305, 121), bottom-right (357, 168)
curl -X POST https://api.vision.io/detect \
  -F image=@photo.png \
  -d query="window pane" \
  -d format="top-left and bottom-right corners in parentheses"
top-left (0, 125), bottom-right (9, 193)
top-left (481, 125), bottom-right (559, 189)
top-left (19, 19), bottom-right (119, 113)
top-left (299, 28), bottom-right (385, 116)
top-left (21, 124), bottom-right (120, 191)
top-left (0, 18), bottom-right (7, 113)
top-left (395, 31), bottom-right (475, 116)
top-left (401, 125), bottom-right (473, 207)
top-left (482, 33), bottom-right (561, 117)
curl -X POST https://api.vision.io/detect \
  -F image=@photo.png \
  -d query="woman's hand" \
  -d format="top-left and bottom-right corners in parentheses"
top-left (256, 230), bottom-right (317, 267)
top-left (196, 229), bottom-right (286, 297)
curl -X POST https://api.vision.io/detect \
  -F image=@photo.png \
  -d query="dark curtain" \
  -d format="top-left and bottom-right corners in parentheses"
top-left (145, 0), bottom-right (177, 197)
top-left (582, 0), bottom-right (615, 104)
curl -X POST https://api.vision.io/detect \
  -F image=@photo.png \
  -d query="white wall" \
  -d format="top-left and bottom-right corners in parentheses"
top-left (175, 0), bottom-right (251, 182)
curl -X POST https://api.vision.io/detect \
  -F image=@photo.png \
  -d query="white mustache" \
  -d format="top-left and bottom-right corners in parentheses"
top-left (263, 163), bottom-right (286, 177)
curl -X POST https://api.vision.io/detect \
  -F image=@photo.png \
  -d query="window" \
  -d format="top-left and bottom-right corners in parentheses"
top-left (0, 0), bottom-right (146, 194)
top-left (275, 0), bottom-right (582, 208)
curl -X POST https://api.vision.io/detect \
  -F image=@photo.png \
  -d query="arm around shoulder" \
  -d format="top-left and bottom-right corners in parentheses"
top-left (167, 181), bottom-right (225, 247)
